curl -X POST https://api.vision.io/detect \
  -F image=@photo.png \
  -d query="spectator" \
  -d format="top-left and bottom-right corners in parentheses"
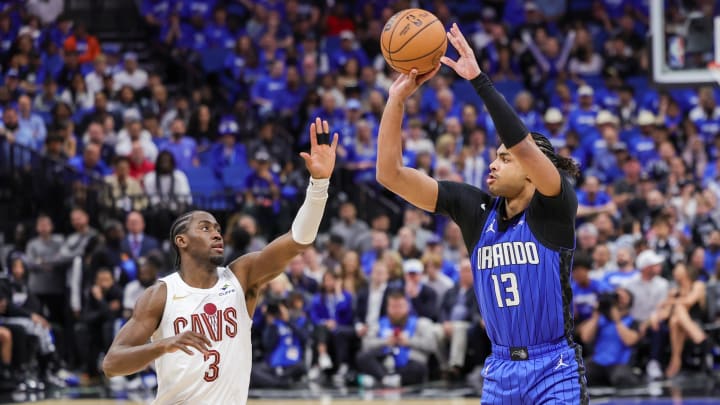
top-left (663, 264), bottom-right (710, 378)
top-left (251, 298), bottom-right (309, 388)
top-left (84, 54), bottom-right (107, 96)
top-left (244, 150), bottom-right (281, 238)
top-left (121, 254), bottom-right (160, 319)
top-left (115, 111), bottom-right (158, 163)
top-left (309, 270), bottom-right (355, 380)
top-left (285, 253), bottom-right (318, 298)
top-left (338, 250), bottom-right (366, 296)
top-left (577, 175), bottom-right (617, 219)
top-left (112, 52), bottom-right (148, 92)
top-left (58, 207), bottom-right (98, 260)
top-left (355, 290), bottom-right (434, 387)
top-left (104, 156), bottom-right (147, 213)
top-left (329, 202), bottom-right (369, 252)
top-left (68, 142), bottom-right (111, 182)
top-left (394, 227), bottom-right (422, 260)
top-left (602, 245), bottom-right (638, 287)
top-left (83, 121), bottom-right (114, 165)
top-left (121, 211), bottom-right (158, 260)
top-left (158, 117), bottom-right (198, 172)
top-left (1, 106), bottom-right (35, 149)
top-left (435, 258), bottom-right (479, 379)
top-left (25, 214), bottom-right (67, 324)
top-left (579, 287), bottom-right (641, 387)
top-left (60, 73), bottom-right (95, 111)
top-left (626, 249), bottom-right (670, 381)
top-left (63, 23), bottom-right (100, 65)
top-left (143, 150), bottom-right (192, 214)
top-left (127, 141), bottom-right (154, 180)
top-left (402, 259), bottom-right (438, 321)
top-left (421, 253), bottom-right (453, 304)
top-left (688, 87), bottom-right (720, 143)
top-left (209, 118), bottom-right (247, 176)
top-left (355, 261), bottom-right (391, 336)
top-left (568, 85), bottom-right (599, 138)
top-left (572, 253), bottom-right (610, 326)
top-left (17, 94), bottom-right (46, 149)
top-left (74, 267), bottom-right (122, 379)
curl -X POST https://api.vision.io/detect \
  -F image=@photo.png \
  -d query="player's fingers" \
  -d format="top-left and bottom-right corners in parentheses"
top-left (440, 56), bottom-right (456, 69)
top-left (299, 151), bottom-right (311, 163)
top-left (322, 119), bottom-right (329, 135)
top-left (330, 133), bottom-right (339, 151)
top-left (187, 338), bottom-right (209, 353)
top-left (192, 332), bottom-right (212, 347)
top-left (408, 69), bottom-right (418, 82)
top-left (177, 344), bottom-right (194, 356)
top-left (309, 121), bottom-right (318, 148)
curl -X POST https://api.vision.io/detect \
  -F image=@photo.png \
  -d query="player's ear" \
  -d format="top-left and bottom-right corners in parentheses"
top-left (175, 234), bottom-right (187, 249)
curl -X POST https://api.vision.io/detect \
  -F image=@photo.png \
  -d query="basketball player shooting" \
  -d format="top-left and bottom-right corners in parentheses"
top-left (102, 118), bottom-right (338, 404)
top-left (375, 23), bottom-right (588, 404)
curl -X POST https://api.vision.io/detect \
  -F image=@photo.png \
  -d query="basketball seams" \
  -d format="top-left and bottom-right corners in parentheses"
top-left (388, 17), bottom-right (442, 55)
top-left (386, 9), bottom-right (414, 69)
top-left (389, 35), bottom-right (447, 62)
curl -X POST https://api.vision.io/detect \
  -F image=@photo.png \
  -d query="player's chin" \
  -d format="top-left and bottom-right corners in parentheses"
top-left (209, 254), bottom-right (225, 266)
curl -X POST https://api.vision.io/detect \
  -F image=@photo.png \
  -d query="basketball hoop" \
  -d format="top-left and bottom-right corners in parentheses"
top-left (709, 61), bottom-right (720, 87)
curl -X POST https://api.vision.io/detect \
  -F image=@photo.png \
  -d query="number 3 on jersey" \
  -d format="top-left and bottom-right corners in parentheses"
top-left (491, 273), bottom-right (520, 308)
top-left (204, 350), bottom-right (220, 382)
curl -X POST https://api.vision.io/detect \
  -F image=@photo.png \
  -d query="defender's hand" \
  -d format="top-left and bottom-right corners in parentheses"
top-left (440, 23), bottom-right (482, 80)
top-left (300, 117), bottom-right (338, 180)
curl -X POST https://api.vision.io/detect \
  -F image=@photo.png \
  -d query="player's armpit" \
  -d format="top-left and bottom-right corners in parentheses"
top-left (102, 282), bottom-right (167, 377)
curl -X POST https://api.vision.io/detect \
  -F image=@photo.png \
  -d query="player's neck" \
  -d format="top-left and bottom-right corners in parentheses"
top-left (179, 260), bottom-right (219, 289)
top-left (503, 186), bottom-right (534, 219)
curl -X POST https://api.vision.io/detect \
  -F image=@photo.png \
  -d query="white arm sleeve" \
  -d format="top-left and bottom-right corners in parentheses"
top-left (291, 177), bottom-right (329, 244)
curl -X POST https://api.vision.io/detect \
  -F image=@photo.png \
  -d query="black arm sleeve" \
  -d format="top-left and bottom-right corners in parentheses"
top-left (527, 175), bottom-right (578, 250)
top-left (471, 73), bottom-right (529, 149)
top-left (435, 181), bottom-right (493, 254)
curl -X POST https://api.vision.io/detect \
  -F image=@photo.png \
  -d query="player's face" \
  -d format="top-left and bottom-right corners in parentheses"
top-left (487, 145), bottom-right (528, 197)
top-left (186, 212), bottom-right (225, 266)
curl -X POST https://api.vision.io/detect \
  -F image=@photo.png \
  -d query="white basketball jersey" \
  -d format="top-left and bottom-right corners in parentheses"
top-left (151, 267), bottom-right (253, 405)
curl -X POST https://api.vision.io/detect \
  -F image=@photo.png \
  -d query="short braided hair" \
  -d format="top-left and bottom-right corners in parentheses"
top-left (169, 211), bottom-right (195, 269)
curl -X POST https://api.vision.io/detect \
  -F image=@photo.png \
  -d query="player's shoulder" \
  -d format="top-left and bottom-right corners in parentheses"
top-left (136, 281), bottom-right (168, 316)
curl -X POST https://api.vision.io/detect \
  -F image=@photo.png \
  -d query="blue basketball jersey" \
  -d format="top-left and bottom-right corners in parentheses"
top-left (472, 198), bottom-right (574, 346)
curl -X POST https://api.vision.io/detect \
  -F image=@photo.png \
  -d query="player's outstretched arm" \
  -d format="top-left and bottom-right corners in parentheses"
top-left (441, 23), bottom-right (561, 197)
top-left (102, 283), bottom-right (211, 377)
top-left (231, 118), bottom-right (337, 305)
top-left (376, 66), bottom-right (441, 212)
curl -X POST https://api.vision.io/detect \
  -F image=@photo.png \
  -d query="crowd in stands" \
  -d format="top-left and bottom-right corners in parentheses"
top-left (0, 0), bottom-right (719, 395)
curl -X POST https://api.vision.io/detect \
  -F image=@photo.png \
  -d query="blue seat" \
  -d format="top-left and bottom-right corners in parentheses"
top-left (184, 166), bottom-right (223, 194)
top-left (221, 165), bottom-right (252, 190)
top-left (494, 79), bottom-right (524, 104)
top-left (451, 79), bottom-right (483, 110)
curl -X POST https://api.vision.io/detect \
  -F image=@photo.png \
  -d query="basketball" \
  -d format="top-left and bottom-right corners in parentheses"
top-left (380, 8), bottom-right (447, 74)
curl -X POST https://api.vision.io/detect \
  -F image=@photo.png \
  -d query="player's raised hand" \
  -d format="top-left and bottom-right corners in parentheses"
top-left (300, 117), bottom-right (338, 180)
top-left (388, 65), bottom-right (441, 101)
top-left (440, 23), bottom-right (482, 80)
top-left (160, 331), bottom-right (212, 356)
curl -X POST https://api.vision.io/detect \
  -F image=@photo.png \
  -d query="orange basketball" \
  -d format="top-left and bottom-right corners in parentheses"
top-left (380, 8), bottom-right (447, 74)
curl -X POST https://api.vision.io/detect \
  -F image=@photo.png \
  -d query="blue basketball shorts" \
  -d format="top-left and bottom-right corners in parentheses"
top-left (480, 338), bottom-right (589, 404)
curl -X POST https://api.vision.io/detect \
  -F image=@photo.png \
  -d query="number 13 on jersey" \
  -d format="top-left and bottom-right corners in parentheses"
top-left (491, 273), bottom-right (520, 307)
